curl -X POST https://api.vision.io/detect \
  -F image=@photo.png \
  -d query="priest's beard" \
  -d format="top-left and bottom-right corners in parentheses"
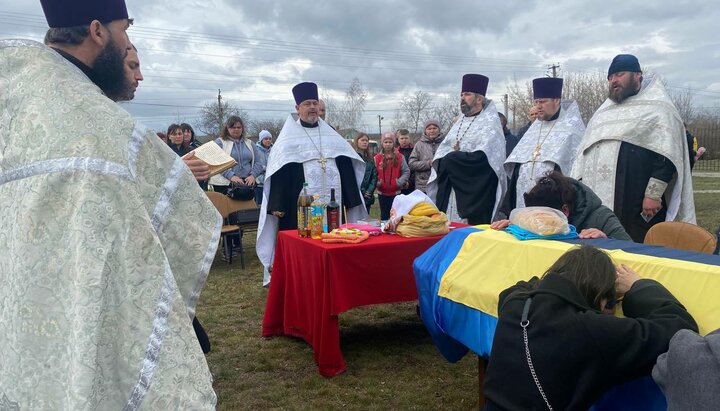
top-left (460, 102), bottom-right (472, 115)
top-left (608, 76), bottom-right (640, 104)
top-left (93, 37), bottom-right (130, 102)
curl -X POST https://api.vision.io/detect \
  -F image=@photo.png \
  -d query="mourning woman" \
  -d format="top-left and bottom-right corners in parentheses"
top-left (482, 245), bottom-right (697, 410)
top-left (492, 171), bottom-right (632, 241)
top-left (354, 132), bottom-right (377, 213)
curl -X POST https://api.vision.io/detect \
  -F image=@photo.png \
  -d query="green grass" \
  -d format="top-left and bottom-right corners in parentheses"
top-left (201, 184), bottom-right (718, 410)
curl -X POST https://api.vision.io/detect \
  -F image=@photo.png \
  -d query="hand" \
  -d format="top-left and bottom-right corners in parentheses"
top-left (403, 182), bottom-right (409, 189)
top-left (578, 228), bottom-right (607, 239)
top-left (615, 264), bottom-right (641, 296)
top-left (426, 160), bottom-right (432, 167)
top-left (244, 175), bottom-right (256, 186)
top-left (490, 219), bottom-right (511, 230)
top-left (181, 153), bottom-right (210, 181)
top-left (642, 197), bottom-right (662, 219)
top-left (271, 211), bottom-right (285, 218)
top-left (363, 192), bottom-right (373, 199)
top-left (230, 175), bottom-right (243, 184)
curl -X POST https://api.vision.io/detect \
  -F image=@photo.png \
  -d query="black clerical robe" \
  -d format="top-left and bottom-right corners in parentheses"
top-left (435, 150), bottom-right (498, 225)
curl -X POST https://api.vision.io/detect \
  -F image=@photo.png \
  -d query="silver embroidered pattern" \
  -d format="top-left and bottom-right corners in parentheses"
top-left (0, 157), bottom-right (131, 186)
top-left (151, 157), bottom-right (186, 232)
top-left (188, 213), bottom-right (222, 318)
top-left (123, 260), bottom-right (175, 411)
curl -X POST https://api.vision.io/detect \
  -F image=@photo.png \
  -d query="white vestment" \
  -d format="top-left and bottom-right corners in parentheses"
top-left (505, 100), bottom-right (585, 208)
top-left (571, 75), bottom-right (695, 223)
top-left (256, 116), bottom-right (367, 286)
top-left (0, 40), bottom-right (218, 410)
top-left (426, 99), bottom-right (507, 222)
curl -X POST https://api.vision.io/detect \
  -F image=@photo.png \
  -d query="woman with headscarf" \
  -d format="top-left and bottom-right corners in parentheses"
top-left (408, 119), bottom-right (444, 193)
top-left (255, 129), bottom-right (273, 205)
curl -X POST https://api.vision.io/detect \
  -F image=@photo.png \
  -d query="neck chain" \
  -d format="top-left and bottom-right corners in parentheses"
top-left (529, 119), bottom-right (557, 181)
top-left (302, 125), bottom-right (327, 172)
top-left (453, 114), bottom-right (478, 151)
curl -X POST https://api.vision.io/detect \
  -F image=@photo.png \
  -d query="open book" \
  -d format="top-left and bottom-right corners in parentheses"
top-left (183, 141), bottom-right (237, 177)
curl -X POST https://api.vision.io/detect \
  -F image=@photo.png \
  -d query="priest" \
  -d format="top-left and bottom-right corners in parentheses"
top-left (256, 82), bottom-right (367, 286)
top-left (572, 54), bottom-right (695, 242)
top-left (1, 0), bottom-right (218, 408)
top-left (502, 77), bottom-right (585, 213)
top-left (426, 74), bottom-right (506, 224)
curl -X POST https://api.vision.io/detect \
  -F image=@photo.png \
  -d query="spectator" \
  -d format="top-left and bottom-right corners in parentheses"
top-left (498, 112), bottom-right (519, 158)
top-left (491, 171), bottom-right (632, 241)
top-left (255, 129), bottom-right (273, 205)
top-left (396, 128), bottom-right (415, 194)
top-left (516, 106), bottom-right (538, 138)
top-left (653, 328), bottom-right (720, 410)
top-left (483, 245), bottom-right (697, 410)
top-left (355, 132), bottom-right (378, 213)
top-left (167, 123), bottom-right (191, 156)
top-left (181, 123), bottom-right (200, 150)
top-left (409, 119), bottom-right (444, 193)
top-left (375, 132), bottom-right (410, 220)
top-left (209, 115), bottom-right (261, 195)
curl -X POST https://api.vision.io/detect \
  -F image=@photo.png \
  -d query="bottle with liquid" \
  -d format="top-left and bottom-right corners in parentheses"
top-left (297, 182), bottom-right (312, 238)
top-left (310, 194), bottom-right (325, 239)
top-left (326, 188), bottom-right (340, 232)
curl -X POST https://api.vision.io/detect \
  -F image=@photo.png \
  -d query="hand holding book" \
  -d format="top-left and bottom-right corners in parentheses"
top-left (182, 141), bottom-right (237, 179)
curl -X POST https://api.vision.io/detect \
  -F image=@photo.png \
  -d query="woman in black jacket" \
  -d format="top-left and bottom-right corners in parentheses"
top-left (483, 245), bottom-right (697, 411)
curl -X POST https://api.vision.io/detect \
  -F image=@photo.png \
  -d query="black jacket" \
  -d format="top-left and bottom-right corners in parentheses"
top-left (569, 179), bottom-right (632, 241)
top-left (483, 274), bottom-right (697, 411)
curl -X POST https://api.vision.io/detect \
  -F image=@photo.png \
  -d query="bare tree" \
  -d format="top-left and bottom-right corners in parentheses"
top-left (398, 91), bottom-right (433, 134)
top-left (506, 71), bottom-right (608, 127)
top-left (333, 78), bottom-right (367, 130)
top-left (248, 117), bottom-right (286, 140)
top-left (668, 86), bottom-right (696, 124)
top-left (428, 96), bottom-right (460, 134)
top-left (198, 100), bottom-right (249, 138)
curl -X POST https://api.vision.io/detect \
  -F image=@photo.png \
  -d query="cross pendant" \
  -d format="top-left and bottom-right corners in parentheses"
top-left (531, 145), bottom-right (541, 161)
top-left (453, 139), bottom-right (461, 151)
top-left (318, 156), bottom-right (327, 172)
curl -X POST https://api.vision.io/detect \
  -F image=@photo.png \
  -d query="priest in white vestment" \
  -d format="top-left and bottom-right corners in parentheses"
top-left (0, 1), bottom-right (218, 409)
top-left (502, 77), bottom-right (585, 213)
top-left (256, 82), bottom-right (367, 286)
top-left (426, 74), bottom-right (506, 224)
top-left (571, 54), bottom-right (694, 242)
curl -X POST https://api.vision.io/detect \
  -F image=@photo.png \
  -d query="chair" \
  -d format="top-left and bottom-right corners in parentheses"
top-left (206, 191), bottom-right (261, 267)
top-left (644, 221), bottom-right (717, 254)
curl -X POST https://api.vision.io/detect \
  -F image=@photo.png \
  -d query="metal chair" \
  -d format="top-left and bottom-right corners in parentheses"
top-left (206, 191), bottom-right (260, 267)
top-left (644, 221), bottom-right (717, 254)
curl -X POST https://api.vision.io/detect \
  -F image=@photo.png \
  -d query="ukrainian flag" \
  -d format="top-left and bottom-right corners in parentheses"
top-left (414, 226), bottom-right (720, 411)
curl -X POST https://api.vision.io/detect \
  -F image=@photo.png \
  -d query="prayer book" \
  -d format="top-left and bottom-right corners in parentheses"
top-left (184, 141), bottom-right (237, 177)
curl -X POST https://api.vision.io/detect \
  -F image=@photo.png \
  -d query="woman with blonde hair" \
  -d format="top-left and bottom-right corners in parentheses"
top-left (210, 115), bottom-right (261, 195)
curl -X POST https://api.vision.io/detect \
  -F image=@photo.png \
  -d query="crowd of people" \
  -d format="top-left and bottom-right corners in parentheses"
top-left (1, 0), bottom-right (717, 409)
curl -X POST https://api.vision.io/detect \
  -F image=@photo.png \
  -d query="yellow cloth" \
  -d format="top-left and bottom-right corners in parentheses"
top-left (438, 227), bottom-right (720, 335)
top-left (397, 213), bottom-right (449, 237)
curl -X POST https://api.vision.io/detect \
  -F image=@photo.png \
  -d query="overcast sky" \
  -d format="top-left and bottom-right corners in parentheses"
top-left (1, 0), bottom-right (719, 133)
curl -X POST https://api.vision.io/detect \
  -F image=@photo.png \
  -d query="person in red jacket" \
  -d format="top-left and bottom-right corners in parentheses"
top-left (375, 132), bottom-right (410, 220)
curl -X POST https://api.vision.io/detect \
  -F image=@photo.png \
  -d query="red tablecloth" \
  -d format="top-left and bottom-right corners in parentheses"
top-left (262, 229), bottom-right (455, 376)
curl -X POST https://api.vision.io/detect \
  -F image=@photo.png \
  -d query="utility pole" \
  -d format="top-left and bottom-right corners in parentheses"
top-left (503, 94), bottom-right (509, 118)
top-left (217, 89), bottom-right (223, 136)
top-left (547, 63), bottom-right (560, 78)
top-left (378, 114), bottom-right (384, 134)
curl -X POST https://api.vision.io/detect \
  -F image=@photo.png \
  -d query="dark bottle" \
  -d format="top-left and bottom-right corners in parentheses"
top-left (326, 188), bottom-right (340, 231)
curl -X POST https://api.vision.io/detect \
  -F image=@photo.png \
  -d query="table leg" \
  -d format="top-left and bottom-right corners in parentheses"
top-left (478, 356), bottom-right (487, 407)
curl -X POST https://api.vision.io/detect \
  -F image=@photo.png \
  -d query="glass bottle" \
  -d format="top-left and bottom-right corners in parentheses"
top-left (326, 188), bottom-right (340, 231)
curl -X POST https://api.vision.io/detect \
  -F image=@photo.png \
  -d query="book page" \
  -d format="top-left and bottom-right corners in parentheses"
top-left (193, 141), bottom-right (235, 166)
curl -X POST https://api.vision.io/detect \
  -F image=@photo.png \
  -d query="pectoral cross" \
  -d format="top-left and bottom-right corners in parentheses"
top-left (318, 156), bottom-right (327, 172)
top-left (531, 144), bottom-right (541, 161)
top-left (453, 138), bottom-right (462, 151)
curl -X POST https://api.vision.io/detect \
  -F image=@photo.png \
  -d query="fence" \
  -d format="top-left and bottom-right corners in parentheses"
top-left (690, 124), bottom-right (720, 172)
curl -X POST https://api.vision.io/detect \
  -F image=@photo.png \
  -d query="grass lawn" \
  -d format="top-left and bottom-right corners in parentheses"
top-left (201, 180), bottom-right (718, 410)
